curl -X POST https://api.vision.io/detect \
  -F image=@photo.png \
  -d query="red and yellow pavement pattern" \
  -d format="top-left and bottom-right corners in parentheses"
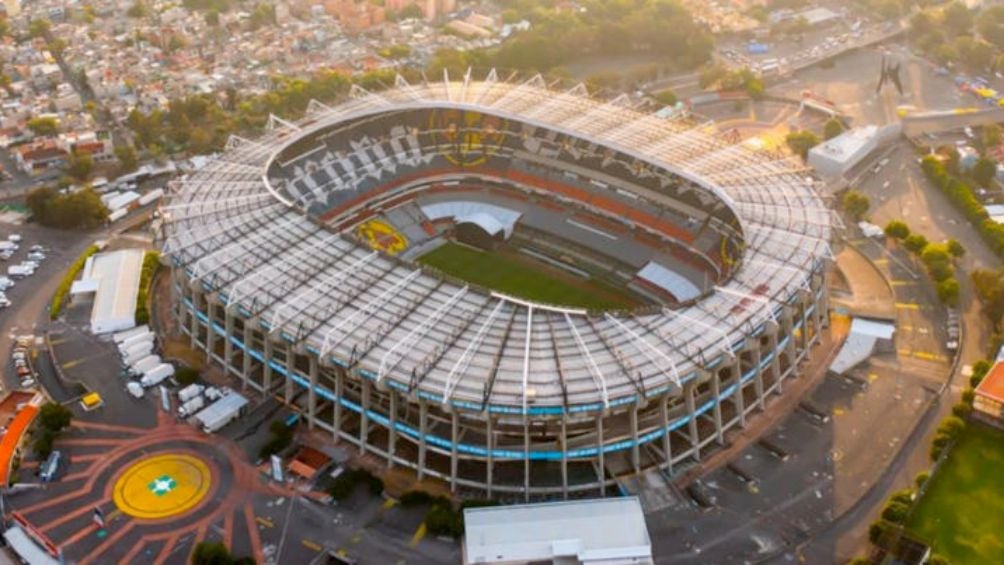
top-left (0, 396), bottom-right (41, 485)
top-left (9, 411), bottom-right (291, 564)
top-left (112, 453), bottom-right (212, 520)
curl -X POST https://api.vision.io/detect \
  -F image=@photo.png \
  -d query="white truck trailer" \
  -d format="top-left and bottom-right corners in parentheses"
top-left (177, 384), bottom-right (204, 403)
top-left (113, 325), bottom-right (150, 344)
top-left (140, 364), bottom-right (175, 387)
top-left (130, 355), bottom-right (161, 376)
top-left (122, 342), bottom-right (155, 365)
top-left (118, 332), bottom-right (153, 353)
top-left (193, 393), bottom-right (249, 433)
top-left (178, 396), bottom-right (205, 418)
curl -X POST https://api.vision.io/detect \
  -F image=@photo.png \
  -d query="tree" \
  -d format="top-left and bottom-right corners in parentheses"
top-left (984, 123), bottom-right (1003, 149)
top-left (28, 18), bottom-right (51, 39)
top-left (27, 116), bottom-right (59, 137)
top-left (980, 5), bottom-right (1004, 50)
top-left (115, 144), bottom-right (139, 173)
top-left (25, 186), bottom-right (108, 230)
top-left (904, 234), bottom-right (929, 254)
top-left (205, 9), bottom-right (220, 26)
top-left (841, 189), bottom-right (870, 221)
top-left (126, 1), bottom-right (148, 18)
top-left (191, 541), bottom-right (233, 565)
top-left (972, 267), bottom-right (1004, 330)
top-left (653, 90), bottom-right (677, 106)
top-left (823, 118), bottom-right (844, 140)
top-left (921, 243), bottom-right (953, 281)
top-left (38, 403), bottom-right (72, 433)
top-left (937, 277), bottom-right (961, 305)
top-left (943, 1), bottom-right (974, 37)
top-left (785, 130), bottom-right (820, 160)
top-left (947, 238), bottom-right (966, 258)
top-left (65, 150), bottom-right (93, 182)
top-left (881, 500), bottom-right (910, 524)
top-left (971, 156), bottom-right (998, 188)
top-left (884, 220), bottom-right (910, 240)
top-left (176, 366), bottom-right (199, 386)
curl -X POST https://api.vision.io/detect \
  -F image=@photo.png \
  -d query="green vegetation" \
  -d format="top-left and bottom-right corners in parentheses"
top-left (191, 541), bottom-right (255, 565)
top-left (26, 116), bottom-right (58, 137)
top-left (884, 220), bottom-right (910, 240)
top-left (823, 118), bottom-right (845, 140)
top-left (26, 186), bottom-right (108, 230)
top-left (417, 242), bottom-right (638, 310)
top-left (258, 420), bottom-right (294, 460)
top-left (399, 491), bottom-right (499, 538)
top-left (908, 424), bottom-right (1004, 564)
top-left (135, 251), bottom-right (161, 325)
top-left (175, 366), bottom-right (200, 386)
top-left (785, 130), bottom-right (820, 160)
top-left (50, 245), bottom-right (99, 320)
top-left (887, 217), bottom-right (961, 306)
top-left (840, 189), bottom-right (870, 221)
top-left (328, 468), bottom-right (383, 500)
top-left (33, 403), bottom-right (73, 460)
top-left (65, 149), bottom-right (93, 183)
top-left (435, 0), bottom-right (711, 73)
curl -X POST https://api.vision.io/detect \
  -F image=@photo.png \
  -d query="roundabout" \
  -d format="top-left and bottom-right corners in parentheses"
top-left (112, 453), bottom-right (213, 520)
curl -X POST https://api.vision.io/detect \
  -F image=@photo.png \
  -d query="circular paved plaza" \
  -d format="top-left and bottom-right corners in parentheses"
top-left (112, 453), bottom-right (212, 520)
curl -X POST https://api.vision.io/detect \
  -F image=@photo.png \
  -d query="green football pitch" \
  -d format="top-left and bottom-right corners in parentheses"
top-left (416, 242), bottom-right (640, 310)
top-left (907, 423), bottom-right (1004, 563)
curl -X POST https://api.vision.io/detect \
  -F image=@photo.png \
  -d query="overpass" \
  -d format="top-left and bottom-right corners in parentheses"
top-left (901, 108), bottom-right (1004, 138)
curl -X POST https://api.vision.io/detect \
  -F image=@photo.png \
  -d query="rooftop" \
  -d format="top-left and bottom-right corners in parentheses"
top-left (976, 361), bottom-right (1004, 404)
top-left (463, 497), bottom-right (652, 564)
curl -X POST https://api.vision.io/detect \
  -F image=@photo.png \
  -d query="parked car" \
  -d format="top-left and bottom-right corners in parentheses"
top-left (8, 234), bottom-right (21, 243)
top-left (27, 252), bottom-right (45, 262)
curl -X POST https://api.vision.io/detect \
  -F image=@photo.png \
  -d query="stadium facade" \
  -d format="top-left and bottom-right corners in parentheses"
top-left (161, 73), bottom-right (833, 499)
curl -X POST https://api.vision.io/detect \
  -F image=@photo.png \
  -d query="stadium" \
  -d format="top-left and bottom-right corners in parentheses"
top-left (160, 73), bottom-right (833, 499)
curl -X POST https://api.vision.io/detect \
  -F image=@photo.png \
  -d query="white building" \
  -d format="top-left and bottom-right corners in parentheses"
top-left (808, 125), bottom-right (879, 178)
top-left (70, 249), bottom-right (146, 334)
top-left (463, 497), bottom-right (653, 565)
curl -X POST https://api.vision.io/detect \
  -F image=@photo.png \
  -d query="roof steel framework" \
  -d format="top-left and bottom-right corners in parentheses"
top-left (162, 74), bottom-right (833, 413)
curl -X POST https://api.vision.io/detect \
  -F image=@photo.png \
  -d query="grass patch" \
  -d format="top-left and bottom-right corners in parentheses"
top-left (50, 245), bottom-right (99, 320)
top-left (417, 242), bottom-right (638, 310)
top-left (907, 423), bottom-right (1004, 563)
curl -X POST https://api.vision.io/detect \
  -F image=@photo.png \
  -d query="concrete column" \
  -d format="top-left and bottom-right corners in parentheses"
top-left (751, 343), bottom-right (765, 411)
top-left (523, 421), bottom-right (530, 502)
top-left (307, 355), bottom-right (318, 431)
top-left (486, 416), bottom-right (494, 498)
top-left (205, 300), bottom-right (217, 361)
top-left (417, 398), bottom-right (428, 480)
top-left (241, 321), bottom-right (252, 391)
top-left (284, 345), bottom-right (294, 402)
top-left (711, 371), bottom-right (724, 446)
top-left (560, 417), bottom-right (568, 500)
top-left (333, 369), bottom-right (343, 442)
top-left (731, 360), bottom-right (745, 428)
top-left (223, 308), bottom-right (234, 374)
top-left (630, 405), bottom-right (640, 474)
top-left (768, 324), bottom-right (783, 395)
top-left (263, 337), bottom-right (273, 393)
top-left (387, 391), bottom-right (397, 469)
top-left (359, 379), bottom-right (370, 454)
top-left (451, 411), bottom-right (459, 493)
top-left (685, 384), bottom-right (700, 462)
top-left (188, 289), bottom-right (201, 348)
top-left (660, 394), bottom-right (672, 475)
top-left (596, 416), bottom-right (606, 497)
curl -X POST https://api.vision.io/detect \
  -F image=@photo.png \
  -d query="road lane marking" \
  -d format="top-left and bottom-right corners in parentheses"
top-left (255, 516), bottom-right (274, 528)
top-left (895, 302), bottom-right (920, 310)
top-left (302, 539), bottom-right (322, 551)
top-left (410, 522), bottom-right (427, 547)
